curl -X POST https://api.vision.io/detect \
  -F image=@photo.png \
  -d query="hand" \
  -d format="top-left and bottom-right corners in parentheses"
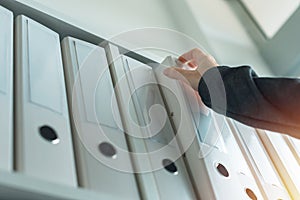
top-left (163, 48), bottom-right (218, 91)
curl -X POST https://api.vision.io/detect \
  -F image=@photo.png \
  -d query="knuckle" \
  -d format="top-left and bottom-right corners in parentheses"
top-left (209, 56), bottom-right (217, 62)
top-left (192, 48), bottom-right (202, 54)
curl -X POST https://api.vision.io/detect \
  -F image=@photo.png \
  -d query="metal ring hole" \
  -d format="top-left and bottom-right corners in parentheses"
top-left (245, 188), bottom-right (257, 200)
top-left (216, 163), bottom-right (229, 177)
top-left (99, 142), bottom-right (117, 159)
top-left (162, 159), bottom-right (178, 175)
top-left (39, 126), bottom-right (60, 144)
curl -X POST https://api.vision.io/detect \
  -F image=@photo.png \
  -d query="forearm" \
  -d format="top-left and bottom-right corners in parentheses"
top-left (198, 65), bottom-right (300, 138)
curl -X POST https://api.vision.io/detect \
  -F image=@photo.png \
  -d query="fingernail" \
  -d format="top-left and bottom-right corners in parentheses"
top-left (188, 62), bottom-right (197, 68)
top-left (178, 56), bottom-right (188, 63)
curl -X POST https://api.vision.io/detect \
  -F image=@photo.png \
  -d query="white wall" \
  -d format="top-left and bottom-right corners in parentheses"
top-left (241, 0), bottom-right (300, 38)
top-left (183, 0), bottom-right (273, 76)
top-left (17, 0), bottom-right (273, 75)
top-left (17, 0), bottom-right (177, 37)
top-left (16, 0), bottom-right (203, 61)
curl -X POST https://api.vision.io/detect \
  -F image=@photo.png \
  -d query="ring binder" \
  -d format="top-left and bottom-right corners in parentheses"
top-left (156, 56), bottom-right (263, 199)
top-left (229, 120), bottom-right (290, 199)
top-left (0, 5), bottom-right (13, 172)
top-left (15, 15), bottom-right (77, 186)
top-left (258, 130), bottom-right (300, 199)
top-left (106, 44), bottom-right (197, 200)
top-left (61, 37), bottom-right (140, 199)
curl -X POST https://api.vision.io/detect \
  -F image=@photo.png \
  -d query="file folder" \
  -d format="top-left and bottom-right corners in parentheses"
top-left (258, 130), bottom-right (300, 199)
top-left (229, 120), bottom-right (290, 199)
top-left (106, 44), bottom-right (197, 200)
top-left (155, 56), bottom-right (263, 199)
top-left (61, 37), bottom-right (140, 199)
top-left (0, 6), bottom-right (13, 172)
top-left (15, 15), bottom-right (77, 186)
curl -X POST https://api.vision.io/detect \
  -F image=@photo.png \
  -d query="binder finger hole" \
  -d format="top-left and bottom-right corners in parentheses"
top-left (162, 159), bottom-right (178, 175)
top-left (245, 188), bottom-right (257, 200)
top-left (99, 142), bottom-right (117, 159)
top-left (216, 163), bottom-right (229, 177)
top-left (39, 126), bottom-right (60, 144)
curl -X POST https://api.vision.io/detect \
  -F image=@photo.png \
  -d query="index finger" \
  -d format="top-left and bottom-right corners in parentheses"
top-left (179, 48), bottom-right (207, 63)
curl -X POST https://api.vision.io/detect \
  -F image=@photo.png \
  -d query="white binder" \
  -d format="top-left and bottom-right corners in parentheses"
top-left (283, 135), bottom-right (300, 166)
top-left (61, 37), bottom-right (140, 199)
top-left (155, 56), bottom-right (263, 199)
top-left (258, 130), bottom-right (300, 199)
top-left (106, 44), bottom-right (197, 200)
top-left (0, 6), bottom-right (13, 172)
top-left (229, 120), bottom-right (290, 199)
top-left (15, 15), bottom-right (77, 186)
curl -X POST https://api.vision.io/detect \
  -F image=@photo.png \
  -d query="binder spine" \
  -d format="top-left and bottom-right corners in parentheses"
top-left (15, 15), bottom-right (77, 186)
top-left (107, 44), bottom-right (197, 200)
top-left (0, 6), bottom-right (13, 172)
top-left (156, 56), bottom-right (263, 199)
top-left (258, 130), bottom-right (300, 199)
top-left (228, 120), bottom-right (290, 200)
top-left (61, 37), bottom-right (140, 199)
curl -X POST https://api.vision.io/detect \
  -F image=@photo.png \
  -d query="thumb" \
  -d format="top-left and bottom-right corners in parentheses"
top-left (163, 67), bottom-right (189, 82)
top-left (163, 67), bottom-right (201, 91)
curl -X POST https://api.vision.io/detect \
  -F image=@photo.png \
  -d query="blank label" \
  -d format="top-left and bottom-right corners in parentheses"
top-left (0, 8), bottom-right (11, 94)
top-left (27, 19), bottom-right (63, 114)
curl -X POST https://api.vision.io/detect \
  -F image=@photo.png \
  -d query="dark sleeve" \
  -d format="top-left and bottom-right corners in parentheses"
top-left (198, 65), bottom-right (300, 138)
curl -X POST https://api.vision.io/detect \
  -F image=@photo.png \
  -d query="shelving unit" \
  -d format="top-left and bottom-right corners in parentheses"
top-left (0, 1), bottom-right (297, 199)
top-left (0, 171), bottom-right (109, 200)
top-left (0, 1), bottom-right (153, 199)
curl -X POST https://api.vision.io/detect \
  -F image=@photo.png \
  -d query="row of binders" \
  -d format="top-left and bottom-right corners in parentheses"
top-left (1, 5), bottom-right (300, 199)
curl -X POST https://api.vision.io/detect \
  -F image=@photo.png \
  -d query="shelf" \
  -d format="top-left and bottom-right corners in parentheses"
top-left (0, 171), bottom-right (114, 200)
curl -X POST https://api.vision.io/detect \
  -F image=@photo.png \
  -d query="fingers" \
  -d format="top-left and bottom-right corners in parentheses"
top-left (164, 67), bottom-right (209, 114)
top-left (179, 48), bottom-right (207, 61)
top-left (178, 56), bottom-right (198, 69)
top-left (178, 48), bottom-right (207, 68)
top-left (163, 67), bottom-right (189, 83)
top-left (163, 67), bottom-right (201, 91)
